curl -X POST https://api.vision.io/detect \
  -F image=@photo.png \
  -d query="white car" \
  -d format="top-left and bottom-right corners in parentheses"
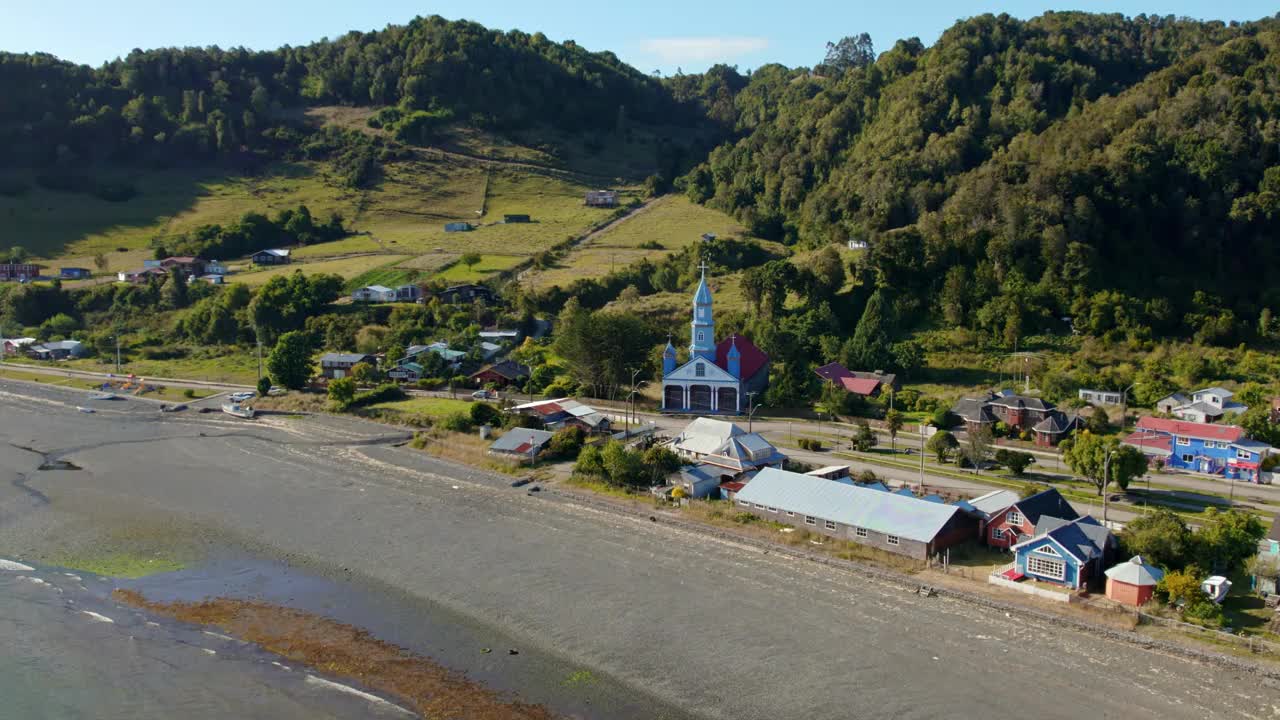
top-left (471, 390), bottom-right (495, 400)
top-left (229, 391), bottom-right (256, 402)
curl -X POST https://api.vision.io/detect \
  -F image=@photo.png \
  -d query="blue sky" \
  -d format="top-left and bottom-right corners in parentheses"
top-left (3, 1), bottom-right (1275, 73)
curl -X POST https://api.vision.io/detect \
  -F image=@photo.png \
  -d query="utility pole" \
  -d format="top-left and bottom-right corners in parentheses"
top-left (256, 337), bottom-right (263, 382)
top-left (747, 401), bottom-right (766, 435)
top-left (1102, 449), bottom-right (1115, 527)
top-left (1120, 381), bottom-right (1139, 434)
top-left (920, 423), bottom-right (927, 493)
top-left (746, 391), bottom-right (759, 432)
top-left (114, 334), bottom-right (121, 374)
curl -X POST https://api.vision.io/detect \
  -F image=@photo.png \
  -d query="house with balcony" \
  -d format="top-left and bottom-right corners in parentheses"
top-left (1123, 417), bottom-right (1271, 481)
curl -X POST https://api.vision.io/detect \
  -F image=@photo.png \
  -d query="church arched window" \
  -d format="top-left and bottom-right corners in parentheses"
top-left (697, 331), bottom-right (704, 342)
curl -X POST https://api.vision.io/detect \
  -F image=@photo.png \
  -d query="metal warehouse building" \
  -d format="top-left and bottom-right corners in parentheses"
top-left (733, 468), bottom-right (977, 559)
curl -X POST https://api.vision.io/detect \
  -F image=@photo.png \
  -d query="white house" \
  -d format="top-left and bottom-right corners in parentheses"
top-left (352, 285), bottom-right (397, 303)
top-left (1078, 388), bottom-right (1124, 406)
top-left (1163, 387), bottom-right (1248, 423)
top-left (667, 417), bottom-right (786, 477)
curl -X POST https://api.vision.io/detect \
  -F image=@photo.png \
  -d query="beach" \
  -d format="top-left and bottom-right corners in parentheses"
top-left (1, 378), bottom-right (1277, 719)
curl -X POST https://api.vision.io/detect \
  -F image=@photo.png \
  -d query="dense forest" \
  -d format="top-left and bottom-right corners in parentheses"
top-left (5, 10), bottom-right (1280, 350)
top-left (0, 15), bottom-right (705, 169)
top-left (680, 12), bottom-right (1280, 343)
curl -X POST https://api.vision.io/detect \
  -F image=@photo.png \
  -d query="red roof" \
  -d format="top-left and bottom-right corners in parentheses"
top-left (720, 481), bottom-right (747, 493)
top-left (1123, 431), bottom-right (1172, 454)
top-left (814, 362), bottom-right (853, 382)
top-left (715, 334), bottom-right (768, 381)
top-left (840, 377), bottom-right (881, 395)
top-left (1135, 416), bottom-right (1243, 442)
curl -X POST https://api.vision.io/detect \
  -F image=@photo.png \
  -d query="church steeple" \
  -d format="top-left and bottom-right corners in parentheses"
top-left (690, 261), bottom-right (715, 362)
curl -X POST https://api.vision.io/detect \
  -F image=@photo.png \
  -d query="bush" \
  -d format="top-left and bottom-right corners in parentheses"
top-left (257, 376), bottom-right (272, 396)
top-left (352, 383), bottom-right (405, 407)
top-left (328, 376), bottom-right (357, 408)
top-left (548, 426), bottom-right (586, 459)
top-left (575, 445), bottom-right (604, 475)
top-left (469, 401), bottom-right (501, 427)
top-left (417, 377), bottom-right (446, 390)
top-left (732, 512), bottom-right (758, 524)
top-left (797, 438), bottom-right (825, 451)
top-left (439, 411), bottom-right (473, 433)
top-left (930, 408), bottom-right (953, 428)
top-left (182, 388), bottom-right (196, 399)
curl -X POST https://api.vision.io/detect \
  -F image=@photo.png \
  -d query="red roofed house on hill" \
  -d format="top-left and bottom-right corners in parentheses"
top-left (813, 362), bottom-right (897, 398)
top-left (661, 264), bottom-right (769, 414)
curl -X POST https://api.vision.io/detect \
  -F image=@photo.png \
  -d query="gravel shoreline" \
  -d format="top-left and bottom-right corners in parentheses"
top-left (2, 379), bottom-right (1278, 719)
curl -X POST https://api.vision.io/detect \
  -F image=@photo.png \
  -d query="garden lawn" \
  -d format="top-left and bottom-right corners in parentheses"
top-left (367, 396), bottom-right (474, 419)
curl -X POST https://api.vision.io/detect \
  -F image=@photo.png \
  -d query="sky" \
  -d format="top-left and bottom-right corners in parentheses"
top-left (3, 1), bottom-right (1276, 74)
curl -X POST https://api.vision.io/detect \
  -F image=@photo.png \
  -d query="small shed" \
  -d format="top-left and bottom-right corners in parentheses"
top-left (444, 222), bottom-right (473, 232)
top-left (503, 214), bottom-right (531, 223)
top-left (488, 429), bottom-right (554, 462)
top-left (676, 463), bottom-right (724, 499)
top-left (1104, 555), bottom-right (1164, 606)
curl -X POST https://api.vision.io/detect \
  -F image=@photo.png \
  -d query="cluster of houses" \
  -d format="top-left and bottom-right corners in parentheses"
top-left (1155, 387), bottom-right (1248, 423)
top-left (115, 249), bottom-right (291, 286)
top-left (2, 337), bottom-right (85, 360)
top-left (349, 282), bottom-right (498, 306)
top-left (950, 389), bottom-right (1082, 446)
top-left (320, 329), bottom-right (530, 387)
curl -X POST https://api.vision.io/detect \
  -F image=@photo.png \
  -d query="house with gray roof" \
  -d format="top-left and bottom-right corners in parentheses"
top-left (732, 468), bottom-right (978, 559)
top-left (667, 418), bottom-right (786, 478)
top-left (488, 429), bottom-right (554, 462)
top-left (352, 285), bottom-right (397, 303)
top-left (319, 352), bottom-right (376, 379)
top-left (29, 340), bottom-right (86, 360)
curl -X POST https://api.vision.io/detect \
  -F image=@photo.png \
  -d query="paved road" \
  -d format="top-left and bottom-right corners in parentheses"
top-left (0, 379), bottom-right (1276, 719)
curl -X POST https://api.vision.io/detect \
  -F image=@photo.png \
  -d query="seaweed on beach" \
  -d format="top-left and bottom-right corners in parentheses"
top-left (113, 589), bottom-right (557, 720)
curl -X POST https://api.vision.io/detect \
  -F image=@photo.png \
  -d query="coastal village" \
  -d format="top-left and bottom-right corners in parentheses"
top-left (4, 230), bottom-right (1280, 645)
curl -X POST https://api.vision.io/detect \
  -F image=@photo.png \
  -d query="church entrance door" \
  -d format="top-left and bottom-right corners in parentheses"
top-left (689, 385), bottom-right (712, 412)
top-left (664, 385), bottom-right (684, 410)
top-left (717, 387), bottom-right (738, 413)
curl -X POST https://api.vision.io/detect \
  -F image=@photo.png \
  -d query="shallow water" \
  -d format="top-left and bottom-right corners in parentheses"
top-left (2, 556), bottom-right (695, 720)
top-left (0, 565), bottom-right (404, 720)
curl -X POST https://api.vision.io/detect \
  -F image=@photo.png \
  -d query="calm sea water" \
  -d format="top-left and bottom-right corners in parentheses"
top-left (0, 565), bottom-right (407, 720)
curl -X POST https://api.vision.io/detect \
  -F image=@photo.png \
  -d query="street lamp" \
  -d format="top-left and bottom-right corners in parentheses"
top-left (1120, 381), bottom-right (1139, 433)
top-left (1102, 448), bottom-right (1116, 527)
top-left (747, 400), bottom-right (767, 434)
top-left (626, 367), bottom-right (645, 435)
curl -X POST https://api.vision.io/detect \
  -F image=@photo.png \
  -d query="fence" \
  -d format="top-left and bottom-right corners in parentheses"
top-left (1136, 611), bottom-right (1280, 657)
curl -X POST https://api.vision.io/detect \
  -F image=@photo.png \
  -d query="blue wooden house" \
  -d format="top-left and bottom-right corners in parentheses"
top-left (1011, 516), bottom-right (1114, 590)
top-left (1126, 417), bottom-right (1272, 481)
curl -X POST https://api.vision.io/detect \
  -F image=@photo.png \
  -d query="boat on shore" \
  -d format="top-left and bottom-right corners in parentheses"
top-left (221, 402), bottom-right (255, 419)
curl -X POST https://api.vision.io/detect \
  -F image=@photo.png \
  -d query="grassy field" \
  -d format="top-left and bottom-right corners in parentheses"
top-left (367, 396), bottom-right (474, 417)
top-left (525, 196), bottom-right (749, 290)
top-left (232, 254), bottom-right (412, 287)
top-left (16, 351), bottom-right (261, 386)
top-left (434, 254), bottom-right (526, 282)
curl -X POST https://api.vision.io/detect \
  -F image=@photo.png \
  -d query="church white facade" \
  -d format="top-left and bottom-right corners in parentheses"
top-left (661, 265), bottom-right (769, 414)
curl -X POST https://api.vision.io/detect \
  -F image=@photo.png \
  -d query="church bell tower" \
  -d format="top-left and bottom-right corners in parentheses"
top-left (690, 262), bottom-right (716, 362)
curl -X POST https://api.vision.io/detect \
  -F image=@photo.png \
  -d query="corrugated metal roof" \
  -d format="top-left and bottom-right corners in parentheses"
top-left (673, 418), bottom-right (744, 456)
top-left (1136, 416), bottom-right (1243, 442)
top-left (734, 468), bottom-right (962, 543)
top-left (967, 490), bottom-right (1019, 516)
top-left (320, 352), bottom-right (371, 364)
top-left (489, 429), bottom-right (553, 453)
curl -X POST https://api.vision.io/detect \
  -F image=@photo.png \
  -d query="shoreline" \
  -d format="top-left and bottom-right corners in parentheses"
top-left (114, 588), bottom-right (555, 720)
top-left (1, 378), bottom-right (1273, 719)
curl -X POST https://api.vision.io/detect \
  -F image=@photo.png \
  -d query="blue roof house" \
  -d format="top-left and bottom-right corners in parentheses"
top-left (1012, 516), bottom-right (1115, 590)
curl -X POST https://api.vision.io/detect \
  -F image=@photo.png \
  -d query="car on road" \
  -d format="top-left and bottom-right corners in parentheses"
top-left (76, 406), bottom-right (95, 413)
top-left (229, 391), bottom-right (256, 402)
top-left (160, 404), bottom-right (187, 413)
top-left (472, 390), bottom-right (497, 400)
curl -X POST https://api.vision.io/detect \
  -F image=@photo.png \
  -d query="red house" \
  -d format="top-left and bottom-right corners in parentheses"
top-left (470, 360), bottom-right (530, 387)
top-left (984, 488), bottom-right (1078, 549)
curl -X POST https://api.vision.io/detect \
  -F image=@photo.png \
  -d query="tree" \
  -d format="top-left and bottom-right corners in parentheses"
top-left (265, 331), bottom-right (314, 390)
top-left (643, 445), bottom-right (682, 484)
top-left (843, 288), bottom-right (895, 372)
top-left (927, 430), bottom-right (958, 463)
top-left (7, 246), bottom-right (29, 264)
top-left (548, 426), bottom-right (586, 459)
top-left (994, 449), bottom-right (1035, 476)
top-left (823, 33), bottom-right (874, 72)
top-left (162, 266), bottom-right (189, 309)
top-left (257, 376), bottom-right (272, 396)
top-left (575, 445), bottom-right (604, 475)
top-left (328, 376), bottom-right (356, 408)
top-left (1060, 434), bottom-right (1146, 495)
top-left (601, 440), bottom-right (645, 487)
top-left (1159, 566), bottom-right (1206, 607)
top-left (852, 421), bottom-right (877, 452)
top-left (1194, 508), bottom-right (1267, 574)
top-left (350, 361), bottom-right (377, 385)
top-left (964, 423), bottom-right (993, 472)
top-left (885, 409), bottom-right (904, 454)
top-left (1085, 407), bottom-right (1111, 435)
top-left (93, 252), bottom-right (108, 272)
top-left (1119, 509), bottom-right (1194, 570)
top-left (460, 252), bottom-right (482, 272)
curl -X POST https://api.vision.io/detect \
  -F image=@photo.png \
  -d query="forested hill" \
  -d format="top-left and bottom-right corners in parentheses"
top-left (682, 11), bottom-right (1280, 343)
top-left (1, 15), bottom-right (698, 168)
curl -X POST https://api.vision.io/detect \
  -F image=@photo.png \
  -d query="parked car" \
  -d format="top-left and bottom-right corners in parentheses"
top-left (229, 391), bottom-right (256, 402)
top-left (472, 390), bottom-right (496, 400)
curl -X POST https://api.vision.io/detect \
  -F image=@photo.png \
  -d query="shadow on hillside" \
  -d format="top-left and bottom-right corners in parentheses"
top-left (0, 162), bottom-right (319, 260)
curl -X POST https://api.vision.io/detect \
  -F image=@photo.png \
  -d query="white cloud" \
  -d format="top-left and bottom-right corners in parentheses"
top-left (641, 36), bottom-right (769, 65)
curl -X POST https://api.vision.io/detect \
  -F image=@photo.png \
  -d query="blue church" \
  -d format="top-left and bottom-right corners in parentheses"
top-left (661, 264), bottom-right (769, 413)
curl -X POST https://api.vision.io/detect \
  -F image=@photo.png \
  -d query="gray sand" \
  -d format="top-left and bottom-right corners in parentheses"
top-left (1, 380), bottom-right (1278, 719)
